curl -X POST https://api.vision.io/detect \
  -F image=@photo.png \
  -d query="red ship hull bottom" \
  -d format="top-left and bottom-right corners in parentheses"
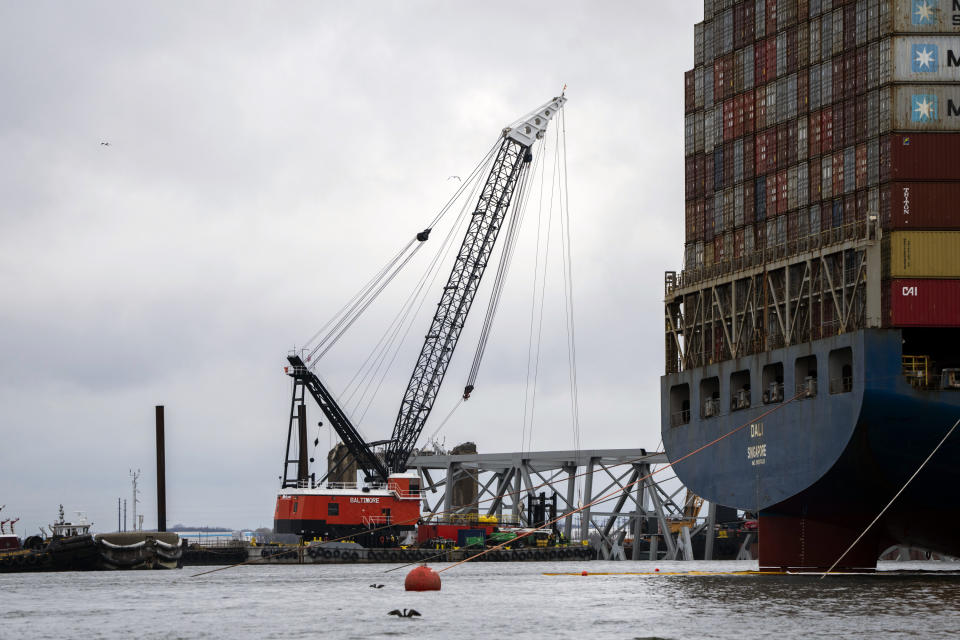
top-left (758, 513), bottom-right (881, 572)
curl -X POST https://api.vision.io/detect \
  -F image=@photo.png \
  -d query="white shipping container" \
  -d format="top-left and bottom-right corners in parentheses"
top-left (879, 86), bottom-right (892, 133)
top-left (695, 22), bottom-right (705, 67)
top-left (879, 38), bottom-right (892, 85)
top-left (879, 0), bottom-right (891, 37)
top-left (696, 112), bottom-right (705, 152)
top-left (734, 138), bottom-right (744, 183)
top-left (822, 61), bottom-right (833, 105)
top-left (745, 44), bottom-right (755, 90)
top-left (799, 162), bottom-right (810, 207)
top-left (832, 8), bottom-right (844, 56)
top-left (889, 84), bottom-right (960, 131)
top-left (778, 31), bottom-right (787, 78)
top-left (721, 8), bottom-right (734, 55)
top-left (856, 0), bottom-right (867, 46)
top-left (844, 146), bottom-right (856, 194)
top-left (735, 183), bottom-right (745, 227)
top-left (883, 0), bottom-right (960, 34)
top-left (798, 115), bottom-right (809, 162)
top-left (868, 137), bottom-right (879, 187)
top-left (705, 66), bottom-right (714, 108)
top-left (890, 36), bottom-right (960, 83)
top-left (705, 109), bottom-right (716, 152)
top-left (788, 165), bottom-right (799, 210)
top-left (696, 66), bottom-right (704, 109)
top-left (822, 14), bottom-right (833, 60)
top-left (756, 0), bottom-right (765, 39)
top-left (810, 66), bottom-right (822, 109)
top-left (810, 204), bottom-right (822, 234)
top-left (810, 16), bottom-right (822, 65)
top-left (868, 41), bottom-right (880, 90)
top-left (705, 20), bottom-right (715, 65)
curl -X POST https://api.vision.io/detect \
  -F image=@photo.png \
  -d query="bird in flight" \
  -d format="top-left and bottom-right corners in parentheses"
top-left (447, 175), bottom-right (461, 181)
top-left (100, 142), bottom-right (111, 146)
top-left (369, 584), bottom-right (385, 589)
top-left (388, 609), bottom-right (421, 617)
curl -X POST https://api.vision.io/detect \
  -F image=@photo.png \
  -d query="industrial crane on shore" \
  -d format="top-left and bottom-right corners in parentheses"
top-left (275, 95), bottom-right (567, 543)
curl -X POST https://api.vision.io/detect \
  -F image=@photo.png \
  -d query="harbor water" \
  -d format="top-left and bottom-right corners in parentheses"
top-left (3, 561), bottom-right (960, 639)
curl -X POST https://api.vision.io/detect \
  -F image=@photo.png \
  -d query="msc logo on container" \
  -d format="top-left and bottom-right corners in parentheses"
top-left (912, 94), bottom-right (938, 121)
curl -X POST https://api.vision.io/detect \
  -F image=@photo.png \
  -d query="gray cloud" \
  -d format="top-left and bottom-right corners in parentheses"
top-left (0, 0), bottom-right (699, 535)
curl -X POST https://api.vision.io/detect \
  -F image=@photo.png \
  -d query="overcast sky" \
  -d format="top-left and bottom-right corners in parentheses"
top-left (0, 1), bottom-right (701, 535)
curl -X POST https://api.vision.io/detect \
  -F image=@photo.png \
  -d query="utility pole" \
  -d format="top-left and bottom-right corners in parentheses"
top-left (117, 497), bottom-right (121, 532)
top-left (130, 469), bottom-right (141, 532)
top-left (123, 499), bottom-right (127, 532)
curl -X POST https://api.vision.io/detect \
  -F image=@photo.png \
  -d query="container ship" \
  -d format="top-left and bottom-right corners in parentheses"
top-left (662, 0), bottom-right (960, 571)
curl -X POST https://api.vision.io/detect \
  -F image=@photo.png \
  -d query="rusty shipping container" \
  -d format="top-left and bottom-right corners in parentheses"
top-left (889, 279), bottom-right (960, 327)
top-left (886, 230), bottom-right (960, 278)
top-left (886, 182), bottom-right (960, 229)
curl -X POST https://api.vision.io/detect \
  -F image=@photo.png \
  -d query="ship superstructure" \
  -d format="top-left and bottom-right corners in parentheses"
top-left (663, 0), bottom-right (960, 570)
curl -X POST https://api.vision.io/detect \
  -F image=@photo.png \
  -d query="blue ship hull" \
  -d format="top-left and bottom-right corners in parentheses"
top-left (661, 328), bottom-right (960, 569)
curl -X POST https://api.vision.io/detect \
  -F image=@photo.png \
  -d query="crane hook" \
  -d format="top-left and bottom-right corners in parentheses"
top-left (416, 228), bottom-right (431, 242)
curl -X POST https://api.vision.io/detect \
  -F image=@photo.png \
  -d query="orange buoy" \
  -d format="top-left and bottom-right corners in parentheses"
top-left (405, 565), bottom-right (441, 591)
top-left (581, 570), bottom-right (588, 576)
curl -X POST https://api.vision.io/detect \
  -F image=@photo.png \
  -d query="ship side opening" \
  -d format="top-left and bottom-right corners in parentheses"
top-left (901, 328), bottom-right (960, 390)
top-left (762, 363), bottom-right (784, 404)
top-left (795, 355), bottom-right (818, 398)
top-left (828, 348), bottom-right (853, 394)
top-left (730, 370), bottom-right (751, 411)
top-left (700, 376), bottom-right (720, 418)
top-left (670, 383), bottom-right (691, 426)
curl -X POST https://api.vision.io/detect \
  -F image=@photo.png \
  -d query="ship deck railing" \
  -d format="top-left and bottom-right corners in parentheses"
top-left (670, 410), bottom-right (691, 426)
top-left (293, 479), bottom-right (421, 498)
top-left (667, 219), bottom-right (879, 295)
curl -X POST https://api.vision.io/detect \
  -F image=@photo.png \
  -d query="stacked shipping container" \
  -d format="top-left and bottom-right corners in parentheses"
top-left (683, 0), bottom-right (960, 328)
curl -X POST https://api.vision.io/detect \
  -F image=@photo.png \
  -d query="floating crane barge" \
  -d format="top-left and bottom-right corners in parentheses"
top-left (275, 96), bottom-right (566, 546)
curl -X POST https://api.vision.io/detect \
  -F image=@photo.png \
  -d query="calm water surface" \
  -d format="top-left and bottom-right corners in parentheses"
top-left (3, 561), bottom-right (960, 639)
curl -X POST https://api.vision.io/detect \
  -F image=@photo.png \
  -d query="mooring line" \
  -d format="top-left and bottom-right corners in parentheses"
top-left (438, 393), bottom-right (804, 573)
top-left (820, 416), bottom-right (960, 579)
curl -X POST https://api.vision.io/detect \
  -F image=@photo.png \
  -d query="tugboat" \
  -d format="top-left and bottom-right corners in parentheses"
top-left (0, 505), bottom-right (100, 572)
top-left (0, 505), bottom-right (184, 572)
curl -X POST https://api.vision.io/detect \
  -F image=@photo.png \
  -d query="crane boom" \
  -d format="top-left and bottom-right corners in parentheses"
top-left (285, 355), bottom-right (389, 482)
top-left (384, 96), bottom-right (566, 473)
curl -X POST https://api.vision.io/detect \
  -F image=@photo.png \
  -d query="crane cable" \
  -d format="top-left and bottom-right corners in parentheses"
top-left (342, 157), bottom-right (492, 419)
top-left (301, 139), bottom-right (502, 365)
top-left (558, 104), bottom-right (582, 455)
top-left (463, 141), bottom-right (543, 395)
top-left (522, 126), bottom-right (562, 454)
